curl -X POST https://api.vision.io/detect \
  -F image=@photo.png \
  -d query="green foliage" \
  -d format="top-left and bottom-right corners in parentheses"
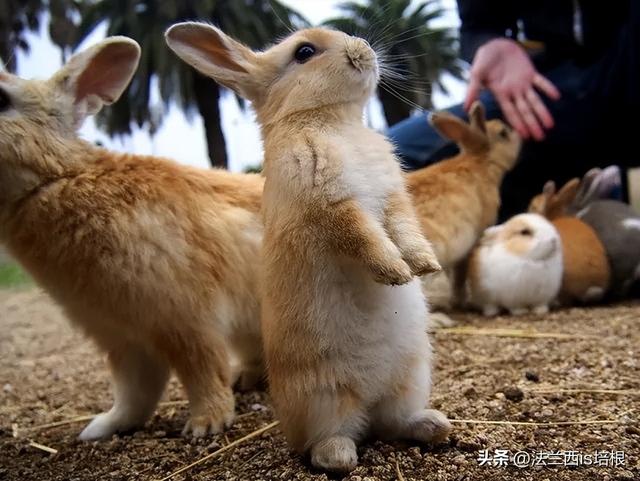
top-left (0, 0), bottom-right (78, 72)
top-left (74, 0), bottom-right (308, 137)
top-left (324, 0), bottom-right (464, 124)
top-left (244, 164), bottom-right (263, 174)
top-left (0, 263), bottom-right (32, 288)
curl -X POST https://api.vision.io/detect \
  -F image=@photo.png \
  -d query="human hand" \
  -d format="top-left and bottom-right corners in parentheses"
top-left (464, 38), bottom-right (561, 140)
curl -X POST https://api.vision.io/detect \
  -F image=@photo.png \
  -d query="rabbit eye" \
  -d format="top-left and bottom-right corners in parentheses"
top-left (294, 43), bottom-right (316, 63)
top-left (499, 127), bottom-right (510, 139)
top-left (0, 89), bottom-right (10, 112)
top-left (520, 228), bottom-right (533, 236)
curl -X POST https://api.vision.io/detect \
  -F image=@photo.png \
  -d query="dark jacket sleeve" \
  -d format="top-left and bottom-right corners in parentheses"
top-left (456, 0), bottom-right (518, 62)
top-left (589, 0), bottom-right (640, 108)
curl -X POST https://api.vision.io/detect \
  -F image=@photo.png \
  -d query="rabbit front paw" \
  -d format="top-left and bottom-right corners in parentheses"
top-left (182, 392), bottom-right (235, 437)
top-left (79, 411), bottom-right (138, 441)
top-left (182, 410), bottom-right (234, 438)
top-left (370, 257), bottom-right (413, 286)
top-left (405, 249), bottom-right (442, 277)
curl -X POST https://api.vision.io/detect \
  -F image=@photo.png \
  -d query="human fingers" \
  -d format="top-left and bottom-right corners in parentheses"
top-left (533, 73), bottom-right (561, 100)
top-left (514, 93), bottom-right (544, 140)
top-left (496, 93), bottom-right (529, 139)
top-left (526, 88), bottom-right (555, 129)
top-left (464, 75), bottom-right (482, 111)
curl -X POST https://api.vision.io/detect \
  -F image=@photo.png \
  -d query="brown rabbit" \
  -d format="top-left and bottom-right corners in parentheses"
top-left (406, 102), bottom-right (521, 308)
top-left (0, 37), bottom-right (266, 439)
top-left (528, 179), bottom-right (611, 304)
top-left (166, 23), bottom-right (450, 472)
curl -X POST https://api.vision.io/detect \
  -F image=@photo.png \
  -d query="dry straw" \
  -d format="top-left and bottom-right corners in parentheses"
top-left (395, 457), bottom-right (406, 481)
top-left (157, 421), bottom-right (279, 481)
top-left (17, 414), bottom-right (96, 435)
top-left (436, 326), bottom-right (598, 339)
top-left (449, 418), bottom-right (623, 426)
top-left (28, 440), bottom-right (58, 454)
top-left (526, 388), bottom-right (640, 396)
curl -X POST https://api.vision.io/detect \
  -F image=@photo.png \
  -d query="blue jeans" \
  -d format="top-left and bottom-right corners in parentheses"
top-left (387, 61), bottom-right (635, 219)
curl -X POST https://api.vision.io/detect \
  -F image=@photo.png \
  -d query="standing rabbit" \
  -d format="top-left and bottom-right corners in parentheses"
top-left (569, 168), bottom-right (640, 297)
top-left (0, 37), bottom-right (266, 440)
top-left (405, 103), bottom-right (521, 312)
top-left (466, 213), bottom-right (563, 316)
top-left (167, 24), bottom-right (451, 472)
top-left (528, 179), bottom-right (611, 304)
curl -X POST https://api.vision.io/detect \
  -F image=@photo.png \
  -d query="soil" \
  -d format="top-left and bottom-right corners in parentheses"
top-left (0, 288), bottom-right (638, 481)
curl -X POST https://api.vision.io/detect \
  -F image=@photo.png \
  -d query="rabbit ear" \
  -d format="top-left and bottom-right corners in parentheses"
top-left (50, 36), bottom-right (140, 127)
top-left (528, 181), bottom-right (554, 216)
top-left (555, 178), bottom-right (580, 208)
top-left (469, 101), bottom-right (487, 134)
top-left (597, 165), bottom-right (621, 197)
top-left (574, 168), bottom-right (601, 207)
top-left (543, 180), bottom-right (556, 197)
top-left (165, 22), bottom-right (259, 100)
top-left (429, 111), bottom-right (488, 152)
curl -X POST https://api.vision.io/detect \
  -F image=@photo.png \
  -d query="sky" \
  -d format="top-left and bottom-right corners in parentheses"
top-left (15, 0), bottom-right (467, 172)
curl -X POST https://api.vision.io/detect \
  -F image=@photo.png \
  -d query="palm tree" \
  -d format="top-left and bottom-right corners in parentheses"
top-left (0, 0), bottom-right (44, 72)
top-left (75, 0), bottom-right (307, 168)
top-left (0, 0), bottom-right (78, 72)
top-left (324, 0), bottom-right (464, 127)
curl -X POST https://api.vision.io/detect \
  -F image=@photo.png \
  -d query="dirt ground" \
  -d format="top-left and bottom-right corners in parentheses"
top-left (0, 288), bottom-right (638, 481)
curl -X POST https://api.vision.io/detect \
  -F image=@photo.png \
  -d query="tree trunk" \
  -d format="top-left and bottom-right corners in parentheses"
top-left (0, 36), bottom-right (16, 72)
top-left (378, 87), bottom-right (414, 127)
top-left (0, 3), bottom-right (17, 73)
top-left (193, 72), bottom-right (227, 169)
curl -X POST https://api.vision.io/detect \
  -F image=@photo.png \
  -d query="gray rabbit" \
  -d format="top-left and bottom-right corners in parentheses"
top-left (571, 168), bottom-right (640, 298)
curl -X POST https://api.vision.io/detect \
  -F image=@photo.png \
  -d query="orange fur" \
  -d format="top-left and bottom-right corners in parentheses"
top-left (528, 179), bottom-right (611, 303)
top-left (551, 217), bottom-right (611, 303)
top-left (406, 104), bottom-right (521, 311)
top-left (0, 37), bottom-right (265, 439)
top-left (407, 103), bottom-right (521, 269)
top-left (166, 23), bottom-right (450, 472)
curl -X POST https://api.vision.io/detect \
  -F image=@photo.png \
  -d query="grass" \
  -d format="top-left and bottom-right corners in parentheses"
top-left (0, 262), bottom-right (32, 288)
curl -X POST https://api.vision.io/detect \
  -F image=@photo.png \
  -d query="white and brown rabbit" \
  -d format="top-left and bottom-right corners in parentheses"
top-left (166, 24), bottom-right (451, 472)
top-left (466, 213), bottom-right (563, 316)
top-left (0, 37), bottom-right (266, 440)
top-left (528, 179), bottom-right (611, 304)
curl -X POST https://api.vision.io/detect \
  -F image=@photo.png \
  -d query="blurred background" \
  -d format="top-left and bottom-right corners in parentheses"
top-left (2, 0), bottom-right (468, 172)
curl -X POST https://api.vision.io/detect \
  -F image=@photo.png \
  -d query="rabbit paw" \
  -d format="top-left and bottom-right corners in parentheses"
top-left (407, 409), bottom-right (452, 445)
top-left (405, 250), bottom-right (442, 277)
top-left (311, 436), bottom-right (358, 473)
top-left (182, 393), bottom-right (235, 437)
top-left (79, 411), bottom-right (135, 441)
top-left (532, 304), bottom-right (549, 315)
top-left (182, 409), bottom-right (234, 438)
top-left (482, 305), bottom-right (499, 317)
top-left (370, 258), bottom-right (413, 286)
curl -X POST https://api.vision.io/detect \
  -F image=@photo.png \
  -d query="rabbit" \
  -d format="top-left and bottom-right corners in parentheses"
top-left (407, 102), bottom-right (521, 269)
top-left (166, 23), bottom-right (452, 472)
top-left (528, 179), bottom-right (611, 304)
top-left (405, 103), bottom-right (521, 311)
top-left (466, 213), bottom-right (563, 316)
top-left (569, 166), bottom-right (622, 211)
top-left (577, 200), bottom-right (640, 297)
top-left (0, 37), bottom-right (267, 440)
top-left (566, 167), bottom-right (640, 297)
